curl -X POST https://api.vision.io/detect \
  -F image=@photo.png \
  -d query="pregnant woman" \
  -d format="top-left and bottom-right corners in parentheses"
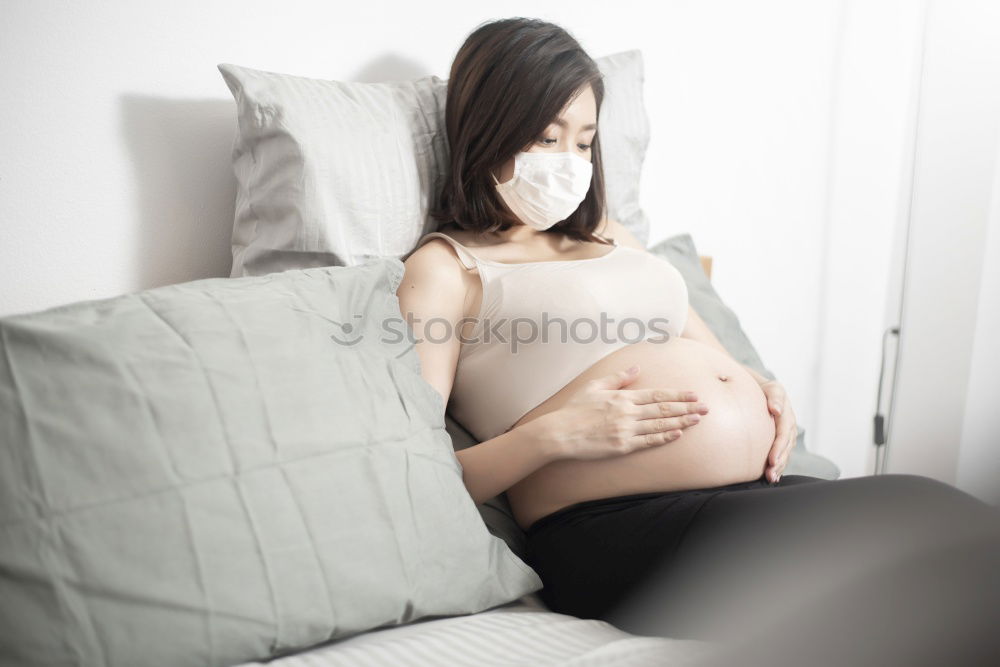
top-left (399, 17), bottom-right (1000, 661)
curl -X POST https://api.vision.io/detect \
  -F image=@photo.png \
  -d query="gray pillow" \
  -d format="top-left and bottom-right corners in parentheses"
top-left (0, 259), bottom-right (541, 667)
top-left (597, 50), bottom-right (652, 248)
top-left (447, 233), bottom-right (839, 561)
top-left (218, 50), bottom-right (653, 278)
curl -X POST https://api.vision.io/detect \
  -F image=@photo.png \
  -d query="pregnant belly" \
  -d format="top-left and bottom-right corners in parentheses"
top-left (505, 336), bottom-right (776, 531)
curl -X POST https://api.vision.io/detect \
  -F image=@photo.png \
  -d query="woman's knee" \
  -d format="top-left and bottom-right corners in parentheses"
top-left (848, 474), bottom-right (997, 528)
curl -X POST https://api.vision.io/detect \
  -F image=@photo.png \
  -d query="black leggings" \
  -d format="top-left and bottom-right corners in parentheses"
top-left (525, 474), bottom-right (1000, 665)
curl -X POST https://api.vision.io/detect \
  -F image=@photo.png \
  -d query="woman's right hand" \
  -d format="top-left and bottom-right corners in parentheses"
top-left (539, 364), bottom-right (709, 461)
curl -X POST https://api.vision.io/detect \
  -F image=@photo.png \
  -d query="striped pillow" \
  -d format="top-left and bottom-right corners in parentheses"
top-left (217, 50), bottom-right (652, 277)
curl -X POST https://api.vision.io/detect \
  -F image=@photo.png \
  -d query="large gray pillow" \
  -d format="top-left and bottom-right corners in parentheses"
top-left (0, 259), bottom-right (541, 667)
top-left (449, 233), bottom-right (840, 561)
top-left (218, 50), bottom-right (652, 277)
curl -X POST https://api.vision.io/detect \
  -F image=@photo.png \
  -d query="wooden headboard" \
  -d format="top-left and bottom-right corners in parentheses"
top-left (699, 255), bottom-right (713, 281)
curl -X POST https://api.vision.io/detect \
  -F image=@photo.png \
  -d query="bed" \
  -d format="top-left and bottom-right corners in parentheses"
top-left (0, 50), bottom-right (840, 667)
top-left (233, 594), bottom-right (717, 666)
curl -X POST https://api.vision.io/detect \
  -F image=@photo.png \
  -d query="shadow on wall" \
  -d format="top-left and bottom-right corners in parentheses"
top-left (118, 94), bottom-right (238, 289)
top-left (116, 55), bottom-right (433, 289)
top-left (348, 53), bottom-right (433, 83)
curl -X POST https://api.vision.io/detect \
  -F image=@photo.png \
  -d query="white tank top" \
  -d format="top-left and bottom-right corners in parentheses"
top-left (411, 231), bottom-right (689, 442)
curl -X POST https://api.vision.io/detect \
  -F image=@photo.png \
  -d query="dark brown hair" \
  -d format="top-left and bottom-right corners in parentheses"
top-left (430, 17), bottom-right (608, 243)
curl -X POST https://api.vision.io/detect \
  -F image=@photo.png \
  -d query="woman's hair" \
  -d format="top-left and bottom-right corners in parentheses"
top-left (431, 17), bottom-right (608, 243)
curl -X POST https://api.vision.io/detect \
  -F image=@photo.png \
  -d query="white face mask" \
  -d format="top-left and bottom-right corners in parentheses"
top-left (492, 151), bottom-right (594, 231)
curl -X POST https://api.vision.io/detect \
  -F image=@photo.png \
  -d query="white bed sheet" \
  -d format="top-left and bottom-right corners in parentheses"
top-left (232, 593), bottom-right (716, 666)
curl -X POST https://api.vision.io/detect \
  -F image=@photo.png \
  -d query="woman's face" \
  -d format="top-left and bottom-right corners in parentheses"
top-left (494, 83), bottom-right (598, 185)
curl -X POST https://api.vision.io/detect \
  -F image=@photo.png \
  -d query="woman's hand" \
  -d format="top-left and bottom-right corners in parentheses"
top-left (760, 380), bottom-right (798, 482)
top-left (538, 364), bottom-right (709, 461)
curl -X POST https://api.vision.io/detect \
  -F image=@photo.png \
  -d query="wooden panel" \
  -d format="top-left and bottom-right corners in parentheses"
top-left (699, 255), bottom-right (713, 281)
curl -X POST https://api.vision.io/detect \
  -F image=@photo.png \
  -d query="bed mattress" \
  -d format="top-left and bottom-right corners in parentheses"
top-left (233, 594), bottom-right (716, 666)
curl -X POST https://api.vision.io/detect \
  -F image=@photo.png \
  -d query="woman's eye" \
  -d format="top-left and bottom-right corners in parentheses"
top-left (536, 137), bottom-right (591, 150)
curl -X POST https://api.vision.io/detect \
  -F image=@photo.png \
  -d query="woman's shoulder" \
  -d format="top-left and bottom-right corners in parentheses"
top-left (405, 226), bottom-right (488, 276)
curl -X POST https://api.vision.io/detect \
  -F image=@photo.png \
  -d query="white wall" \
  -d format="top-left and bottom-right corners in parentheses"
top-left (814, 0), bottom-right (928, 479)
top-left (2, 0), bottom-right (995, 486)
top-left (957, 132), bottom-right (1000, 506)
top-left (882, 0), bottom-right (1000, 503)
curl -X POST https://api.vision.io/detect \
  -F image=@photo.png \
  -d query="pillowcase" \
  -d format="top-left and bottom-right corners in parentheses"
top-left (0, 259), bottom-right (541, 667)
top-left (451, 233), bottom-right (840, 562)
top-left (596, 50), bottom-right (652, 248)
top-left (218, 49), bottom-right (652, 277)
top-left (218, 65), bottom-right (448, 276)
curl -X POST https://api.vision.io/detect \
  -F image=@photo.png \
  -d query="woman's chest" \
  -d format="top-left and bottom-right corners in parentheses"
top-left (465, 253), bottom-right (689, 344)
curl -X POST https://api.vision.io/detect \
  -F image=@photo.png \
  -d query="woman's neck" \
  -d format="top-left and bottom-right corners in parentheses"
top-left (446, 221), bottom-right (595, 249)
top-left (491, 224), bottom-right (547, 244)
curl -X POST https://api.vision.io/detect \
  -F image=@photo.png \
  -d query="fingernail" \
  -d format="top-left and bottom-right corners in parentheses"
top-left (627, 364), bottom-right (639, 374)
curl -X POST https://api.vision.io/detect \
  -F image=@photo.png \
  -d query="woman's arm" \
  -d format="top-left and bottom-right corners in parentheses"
top-left (451, 422), bottom-right (562, 505)
top-left (396, 240), bottom-right (563, 505)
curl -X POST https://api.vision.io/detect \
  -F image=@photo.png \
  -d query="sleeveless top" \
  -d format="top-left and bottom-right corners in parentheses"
top-left (411, 231), bottom-right (690, 442)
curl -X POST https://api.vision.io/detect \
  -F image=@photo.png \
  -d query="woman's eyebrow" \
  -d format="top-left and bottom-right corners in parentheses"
top-left (552, 118), bottom-right (597, 131)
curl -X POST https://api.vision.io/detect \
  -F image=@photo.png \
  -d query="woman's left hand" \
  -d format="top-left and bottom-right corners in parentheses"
top-left (760, 380), bottom-right (797, 483)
